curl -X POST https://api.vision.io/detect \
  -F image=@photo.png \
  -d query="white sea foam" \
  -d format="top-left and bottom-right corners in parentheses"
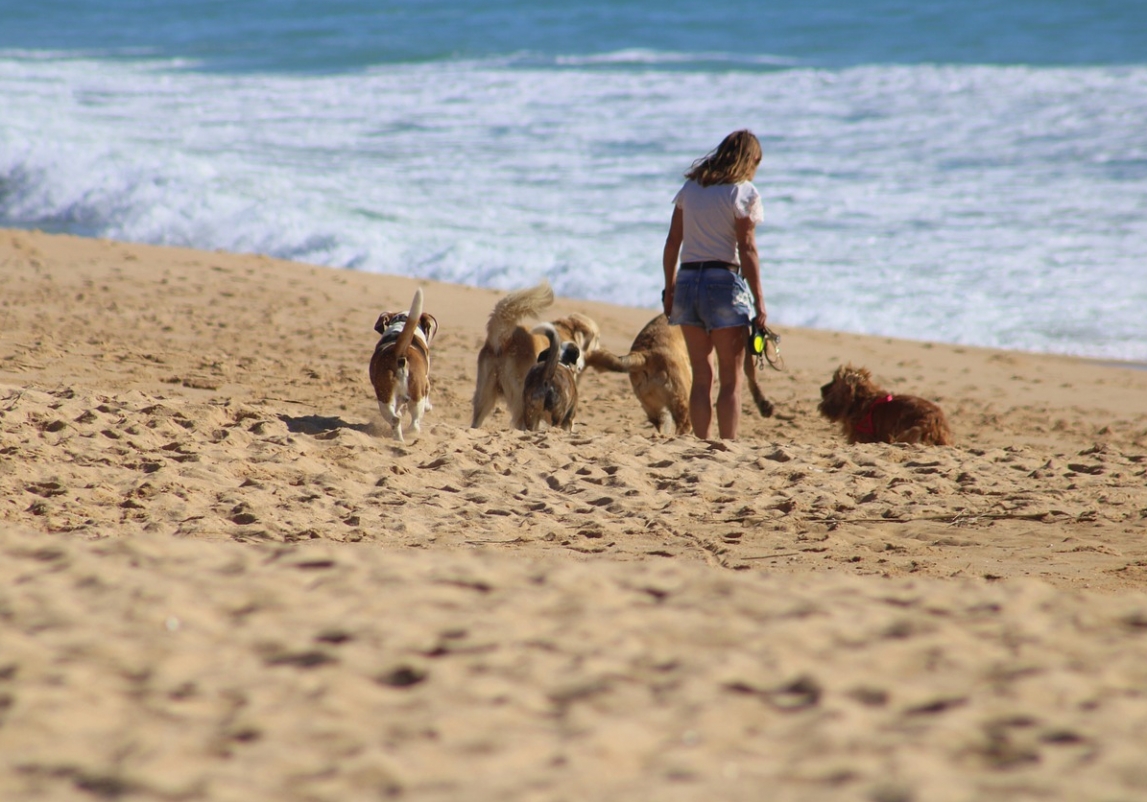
top-left (1, 55), bottom-right (1145, 360)
top-left (553, 49), bottom-right (801, 68)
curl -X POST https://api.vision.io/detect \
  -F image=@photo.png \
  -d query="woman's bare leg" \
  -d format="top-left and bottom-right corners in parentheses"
top-left (712, 326), bottom-right (747, 440)
top-left (681, 325), bottom-right (715, 439)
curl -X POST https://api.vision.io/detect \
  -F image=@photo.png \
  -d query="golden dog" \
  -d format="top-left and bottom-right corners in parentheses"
top-left (586, 313), bottom-right (774, 436)
top-left (369, 288), bottom-right (438, 443)
top-left (470, 281), bottom-right (600, 429)
top-left (522, 324), bottom-right (581, 431)
top-left (818, 363), bottom-right (952, 445)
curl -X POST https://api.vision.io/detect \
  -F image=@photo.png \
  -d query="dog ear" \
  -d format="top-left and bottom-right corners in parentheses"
top-left (419, 313), bottom-right (439, 344)
top-left (839, 364), bottom-right (861, 388)
top-left (567, 314), bottom-right (599, 350)
top-left (374, 313), bottom-right (394, 335)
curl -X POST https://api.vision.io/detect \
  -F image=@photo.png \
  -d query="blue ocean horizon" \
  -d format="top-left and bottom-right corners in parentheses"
top-left (2, 1), bottom-right (1146, 361)
top-left (6, 1), bottom-right (1147, 71)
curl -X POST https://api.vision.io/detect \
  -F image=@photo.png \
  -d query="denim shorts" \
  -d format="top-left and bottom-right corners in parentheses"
top-left (669, 267), bottom-right (755, 332)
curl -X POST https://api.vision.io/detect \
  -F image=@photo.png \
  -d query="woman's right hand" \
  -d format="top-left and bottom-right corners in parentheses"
top-left (662, 285), bottom-right (674, 318)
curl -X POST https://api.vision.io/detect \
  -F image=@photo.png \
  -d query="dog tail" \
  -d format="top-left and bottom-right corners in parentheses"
top-left (486, 281), bottom-right (554, 349)
top-left (392, 288), bottom-right (424, 368)
top-left (536, 323), bottom-right (562, 385)
top-left (585, 347), bottom-right (650, 373)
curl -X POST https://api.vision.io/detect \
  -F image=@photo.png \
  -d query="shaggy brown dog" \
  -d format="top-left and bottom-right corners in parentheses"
top-left (369, 288), bottom-right (438, 443)
top-left (521, 324), bottom-right (580, 432)
top-left (586, 314), bottom-right (774, 436)
top-left (818, 364), bottom-right (952, 445)
top-left (471, 281), bottom-right (600, 430)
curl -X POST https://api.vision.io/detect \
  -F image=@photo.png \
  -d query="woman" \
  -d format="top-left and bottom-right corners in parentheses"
top-left (663, 129), bottom-right (768, 440)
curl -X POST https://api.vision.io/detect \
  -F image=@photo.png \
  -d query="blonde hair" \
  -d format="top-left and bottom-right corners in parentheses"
top-left (685, 130), bottom-right (762, 187)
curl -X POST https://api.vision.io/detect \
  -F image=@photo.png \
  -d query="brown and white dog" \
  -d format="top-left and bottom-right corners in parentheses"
top-left (470, 281), bottom-right (600, 429)
top-left (522, 324), bottom-right (581, 432)
top-left (369, 288), bottom-right (438, 443)
top-left (586, 314), bottom-right (775, 436)
top-left (818, 363), bottom-right (952, 445)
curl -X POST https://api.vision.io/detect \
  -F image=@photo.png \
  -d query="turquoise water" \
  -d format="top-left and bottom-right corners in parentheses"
top-left (5, 1), bottom-right (1146, 70)
top-left (2, 1), bottom-right (1146, 360)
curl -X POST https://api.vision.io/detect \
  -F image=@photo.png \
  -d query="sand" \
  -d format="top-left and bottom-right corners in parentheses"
top-left (2, 228), bottom-right (1146, 801)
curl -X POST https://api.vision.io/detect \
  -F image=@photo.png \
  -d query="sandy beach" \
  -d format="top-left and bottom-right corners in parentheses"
top-left (3, 227), bottom-right (1147, 801)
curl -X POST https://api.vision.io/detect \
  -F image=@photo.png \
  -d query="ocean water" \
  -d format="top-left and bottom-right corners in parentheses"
top-left (2, 1), bottom-right (1146, 362)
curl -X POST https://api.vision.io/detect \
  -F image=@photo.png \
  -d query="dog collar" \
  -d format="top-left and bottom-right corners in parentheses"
top-left (855, 394), bottom-right (894, 436)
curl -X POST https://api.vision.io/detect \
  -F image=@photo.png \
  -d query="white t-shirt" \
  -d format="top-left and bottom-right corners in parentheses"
top-left (673, 179), bottom-right (764, 267)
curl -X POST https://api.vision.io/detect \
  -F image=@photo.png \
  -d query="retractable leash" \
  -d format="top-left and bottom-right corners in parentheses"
top-left (749, 325), bottom-right (785, 371)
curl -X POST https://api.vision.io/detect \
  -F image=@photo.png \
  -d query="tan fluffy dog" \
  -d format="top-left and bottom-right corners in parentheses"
top-left (369, 288), bottom-right (438, 443)
top-left (818, 364), bottom-right (952, 445)
top-left (522, 324), bottom-right (581, 431)
top-left (586, 314), bottom-right (775, 436)
top-left (470, 281), bottom-right (600, 429)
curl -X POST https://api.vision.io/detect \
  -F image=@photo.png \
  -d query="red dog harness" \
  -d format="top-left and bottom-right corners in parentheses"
top-left (854, 395), bottom-right (894, 437)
